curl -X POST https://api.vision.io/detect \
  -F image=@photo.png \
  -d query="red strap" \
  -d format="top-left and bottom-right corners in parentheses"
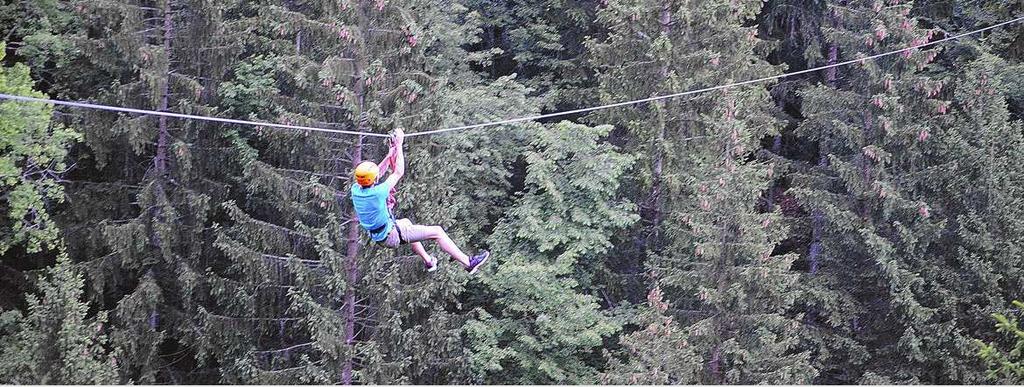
top-left (381, 140), bottom-right (399, 211)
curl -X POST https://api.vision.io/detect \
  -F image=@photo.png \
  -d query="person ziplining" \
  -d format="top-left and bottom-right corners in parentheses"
top-left (350, 128), bottom-right (490, 273)
top-left (0, 16), bottom-right (1020, 273)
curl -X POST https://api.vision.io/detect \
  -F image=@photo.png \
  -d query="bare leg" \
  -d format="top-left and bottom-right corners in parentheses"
top-left (410, 242), bottom-right (435, 265)
top-left (427, 226), bottom-right (471, 267)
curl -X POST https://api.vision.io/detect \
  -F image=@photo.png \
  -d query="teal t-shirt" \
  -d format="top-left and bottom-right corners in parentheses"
top-left (350, 183), bottom-right (393, 242)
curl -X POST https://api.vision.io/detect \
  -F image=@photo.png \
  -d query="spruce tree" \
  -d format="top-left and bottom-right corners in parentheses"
top-left (186, 0), bottom-right (499, 383)
top-left (783, 1), bottom-right (1022, 383)
top-left (0, 46), bottom-right (114, 384)
top-left (465, 0), bottom-right (600, 108)
top-left (465, 121), bottom-right (635, 384)
top-left (898, 48), bottom-right (1024, 383)
top-left (759, 1), bottom-right (1024, 383)
top-left (589, 0), bottom-right (814, 383)
top-left (0, 254), bottom-right (118, 384)
top-left (599, 287), bottom-right (702, 384)
top-left (5, 0), bottom-right (1024, 383)
top-left (47, 0), bottom-right (240, 382)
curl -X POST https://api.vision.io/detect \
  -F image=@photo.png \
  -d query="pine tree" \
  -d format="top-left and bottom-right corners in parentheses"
top-left (0, 254), bottom-right (118, 384)
top-left (465, 0), bottom-right (600, 108)
top-left (783, 0), bottom-right (1017, 383)
top-left (6, 0), bottom-right (1024, 383)
top-left (916, 0), bottom-right (1024, 143)
top-left (588, 0), bottom-right (814, 383)
top-left (184, 0), bottom-right (499, 383)
top-left (0, 46), bottom-right (113, 384)
top-left (465, 121), bottom-right (635, 384)
top-left (599, 287), bottom-right (702, 384)
top-left (895, 47), bottom-right (1024, 384)
top-left (755, 1), bottom-right (1024, 383)
top-left (976, 300), bottom-right (1024, 384)
top-left (403, 75), bottom-right (539, 247)
top-left (45, 0), bottom-right (241, 382)
top-left (913, 0), bottom-right (1023, 63)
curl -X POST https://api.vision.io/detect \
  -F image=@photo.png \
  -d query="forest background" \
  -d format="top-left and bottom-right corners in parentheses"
top-left (0, 0), bottom-right (1022, 384)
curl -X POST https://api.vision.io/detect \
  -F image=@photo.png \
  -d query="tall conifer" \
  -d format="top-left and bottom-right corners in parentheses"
top-left (188, 0), bottom-right (497, 383)
top-left (783, 0), bottom-right (1019, 383)
top-left (589, 0), bottom-right (815, 382)
top-left (50, 0), bottom-right (240, 381)
top-left (466, 121), bottom-right (635, 384)
top-left (0, 46), bottom-right (113, 384)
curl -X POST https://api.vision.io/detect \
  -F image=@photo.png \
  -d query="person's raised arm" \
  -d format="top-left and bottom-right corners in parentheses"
top-left (378, 144), bottom-right (395, 172)
top-left (382, 128), bottom-right (405, 189)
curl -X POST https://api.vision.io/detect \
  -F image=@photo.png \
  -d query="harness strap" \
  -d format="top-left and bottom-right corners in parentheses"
top-left (377, 139), bottom-right (399, 211)
top-left (362, 136), bottom-right (404, 244)
top-left (369, 222), bottom-right (388, 235)
top-left (394, 220), bottom-right (406, 243)
top-left (370, 216), bottom-right (406, 245)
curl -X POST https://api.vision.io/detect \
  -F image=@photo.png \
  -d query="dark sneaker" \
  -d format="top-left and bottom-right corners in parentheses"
top-left (466, 251), bottom-right (490, 275)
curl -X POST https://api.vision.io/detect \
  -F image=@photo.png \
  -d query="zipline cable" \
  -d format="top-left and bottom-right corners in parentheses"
top-left (0, 93), bottom-right (391, 137)
top-left (0, 15), bottom-right (1020, 138)
top-left (408, 15), bottom-right (1024, 137)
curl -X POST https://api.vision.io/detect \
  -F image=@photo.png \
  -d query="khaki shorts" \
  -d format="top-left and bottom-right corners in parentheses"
top-left (380, 218), bottom-right (434, 248)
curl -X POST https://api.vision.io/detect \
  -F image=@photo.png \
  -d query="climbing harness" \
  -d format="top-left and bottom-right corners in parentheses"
top-left (362, 134), bottom-right (404, 246)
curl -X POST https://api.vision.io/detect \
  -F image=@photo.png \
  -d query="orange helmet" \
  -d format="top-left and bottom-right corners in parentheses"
top-left (354, 161), bottom-right (380, 187)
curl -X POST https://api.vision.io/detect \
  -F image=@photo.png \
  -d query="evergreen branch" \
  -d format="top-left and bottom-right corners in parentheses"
top-left (255, 360), bottom-right (327, 374)
top-left (271, 166), bottom-right (345, 181)
top-left (223, 205), bottom-right (315, 240)
top-left (204, 313), bottom-right (302, 322)
top-left (66, 180), bottom-right (144, 190)
top-left (70, 252), bottom-right (120, 270)
top-left (205, 274), bottom-right (330, 290)
top-left (261, 253), bottom-right (324, 267)
top-left (253, 342), bottom-right (314, 354)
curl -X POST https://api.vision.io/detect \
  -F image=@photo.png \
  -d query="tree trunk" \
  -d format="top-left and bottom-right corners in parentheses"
top-left (155, 4), bottom-right (172, 181)
top-left (150, 1), bottom-right (173, 255)
top-left (341, 136), bottom-right (363, 384)
top-left (144, 0), bottom-right (174, 336)
top-left (809, 42), bottom-right (838, 276)
top-left (342, 1), bottom-right (370, 383)
top-left (647, 1), bottom-right (672, 240)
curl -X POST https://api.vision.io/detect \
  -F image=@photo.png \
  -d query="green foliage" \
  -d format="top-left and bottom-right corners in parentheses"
top-left (0, 254), bottom-right (118, 384)
top-left (0, 42), bottom-right (112, 385)
top-left (465, 0), bottom-right (598, 107)
top-left (0, 44), bottom-right (79, 254)
top-left (46, 0), bottom-right (243, 382)
top-left (589, 0), bottom-right (814, 383)
top-left (2, 0), bottom-right (1024, 384)
top-left (600, 287), bottom-right (702, 384)
top-left (786, 5), bottom-right (1024, 381)
top-left (0, 0), bottom-right (77, 72)
top-left (220, 56), bottom-right (282, 118)
top-left (491, 122), bottom-right (637, 265)
top-left (976, 300), bottom-right (1024, 383)
top-left (468, 121), bottom-right (636, 384)
top-left (181, 0), bottom-right (499, 383)
top-left (403, 75), bottom-right (538, 244)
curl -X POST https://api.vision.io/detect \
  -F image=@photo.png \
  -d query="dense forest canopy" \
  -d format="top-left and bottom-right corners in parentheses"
top-left (0, 0), bottom-right (1022, 384)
